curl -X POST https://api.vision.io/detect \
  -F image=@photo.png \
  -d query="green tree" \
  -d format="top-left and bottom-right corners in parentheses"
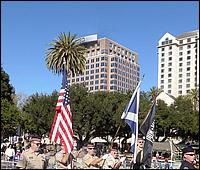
top-left (186, 88), bottom-right (199, 111)
top-left (22, 92), bottom-right (58, 135)
top-left (45, 32), bottom-right (87, 75)
top-left (1, 99), bottom-right (22, 138)
top-left (1, 66), bottom-right (15, 102)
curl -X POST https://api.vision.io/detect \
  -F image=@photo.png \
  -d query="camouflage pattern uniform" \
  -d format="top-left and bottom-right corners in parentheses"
top-left (16, 148), bottom-right (46, 169)
top-left (82, 153), bottom-right (100, 169)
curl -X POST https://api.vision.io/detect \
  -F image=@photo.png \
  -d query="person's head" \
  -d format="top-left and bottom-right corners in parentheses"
top-left (86, 143), bottom-right (96, 156)
top-left (137, 134), bottom-right (144, 149)
top-left (110, 148), bottom-right (118, 158)
top-left (182, 146), bottom-right (196, 163)
top-left (29, 135), bottom-right (41, 152)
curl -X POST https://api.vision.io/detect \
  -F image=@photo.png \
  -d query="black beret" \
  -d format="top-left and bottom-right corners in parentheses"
top-left (182, 146), bottom-right (194, 154)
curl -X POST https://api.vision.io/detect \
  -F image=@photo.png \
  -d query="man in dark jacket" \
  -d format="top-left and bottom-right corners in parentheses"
top-left (180, 146), bottom-right (196, 169)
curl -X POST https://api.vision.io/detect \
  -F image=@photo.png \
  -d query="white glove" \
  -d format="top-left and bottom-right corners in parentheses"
top-left (102, 154), bottom-right (109, 160)
top-left (120, 157), bottom-right (126, 162)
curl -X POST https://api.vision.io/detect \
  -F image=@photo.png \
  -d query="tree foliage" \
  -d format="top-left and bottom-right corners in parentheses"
top-left (45, 32), bottom-right (87, 75)
top-left (1, 67), bottom-right (15, 102)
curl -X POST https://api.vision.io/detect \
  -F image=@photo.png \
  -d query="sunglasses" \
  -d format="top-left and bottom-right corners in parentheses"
top-left (186, 154), bottom-right (195, 156)
top-left (88, 148), bottom-right (95, 150)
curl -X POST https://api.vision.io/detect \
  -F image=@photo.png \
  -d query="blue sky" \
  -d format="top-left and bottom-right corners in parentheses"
top-left (1, 1), bottom-right (199, 96)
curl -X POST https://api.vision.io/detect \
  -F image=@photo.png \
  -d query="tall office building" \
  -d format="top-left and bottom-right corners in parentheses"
top-left (157, 30), bottom-right (199, 98)
top-left (68, 34), bottom-right (140, 93)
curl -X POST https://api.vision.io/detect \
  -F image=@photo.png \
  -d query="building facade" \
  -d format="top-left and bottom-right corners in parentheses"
top-left (68, 34), bottom-right (140, 93)
top-left (157, 30), bottom-right (199, 98)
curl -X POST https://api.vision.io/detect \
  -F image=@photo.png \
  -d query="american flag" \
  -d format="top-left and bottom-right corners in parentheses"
top-left (49, 68), bottom-right (73, 154)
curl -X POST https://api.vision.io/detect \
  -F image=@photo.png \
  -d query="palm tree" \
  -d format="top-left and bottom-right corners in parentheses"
top-left (45, 32), bottom-right (87, 75)
top-left (149, 86), bottom-right (162, 102)
top-left (186, 88), bottom-right (199, 111)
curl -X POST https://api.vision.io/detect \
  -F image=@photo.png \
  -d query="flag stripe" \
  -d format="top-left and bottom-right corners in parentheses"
top-left (49, 68), bottom-right (73, 154)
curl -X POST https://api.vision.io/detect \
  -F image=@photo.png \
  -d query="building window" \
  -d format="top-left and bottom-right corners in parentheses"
top-left (187, 67), bottom-right (190, 71)
top-left (86, 71), bottom-right (89, 75)
top-left (178, 79), bottom-right (182, 83)
top-left (186, 78), bottom-right (190, 83)
top-left (95, 80), bottom-right (99, 84)
top-left (90, 81), bottom-right (94, 85)
top-left (187, 51), bottom-right (191, 54)
top-left (168, 84), bottom-right (171, 88)
top-left (161, 75), bottom-right (164, 78)
top-left (179, 74), bottom-right (182, 78)
top-left (168, 74), bottom-right (172, 77)
top-left (186, 73), bottom-right (190, 77)
top-left (179, 52), bottom-right (183, 56)
top-left (169, 57), bottom-right (172, 61)
top-left (95, 86), bottom-right (98, 90)
top-left (161, 69), bottom-right (164, 73)
top-left (168, 68), bottom-right (172, 72)
top-left (161, 64), bottom-right (164, 67)
top-left (96, 58), bottom-right (99, 62)
top-left (168, 79), bottom-right (172, 83)
top-left (162, 53), bottom-right (165, 57)
top-left (179, 40), bottom-right (183, 44)
top-left (179, 63), bottom-right (182, 67)
top-left (95, 74), bottom-right (99, 79)
top-left (169, 46), bottom-right (172, 50)
top-left (168, 90), bottom-right (171, 94)
top-left (161, 58), bottom-right (165, 62)
top-left (90, 70), bottom-right (94, 74)
top-left (179, 68), bottom-right (182, 72)
top-left (186, 84), bottom-right (190, 88)
top-left (86, 76), bottom-right (89, 80)
top-left (96, 63), bottom-right (99, 67)
top-left (178, 85), bottom-right (182, 89)
top-left (86, 65), bottom-right (89, 69)
top-left (96, 69), bottom-right (99, 73)
top-left (109, 42), bottom-right (113, 48)
top-left (178, 91), bottom-right (182, 94)
top-left (168, 62), bottom-right (172, 66)
top-left (169, 52), bottom-right (172, 55)
top-left (179, 57), bottom-right (183, 61)
top-left (161, 85), bottom-right (164, 89)
top-left (179, 46), bottom-right (183, 50)
top-left (187, 44), bottom-right (191, 49)
top-left (187, 56), bottom-right (191, 60)
top-left (161, 80), bottom-right (164, 84)
top-left (187, 38), bottom-right (191, 42)
top-left (162, 48), bottom-right (165, 51)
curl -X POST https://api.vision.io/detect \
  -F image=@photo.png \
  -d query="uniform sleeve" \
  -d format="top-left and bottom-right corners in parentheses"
top-left (16, 153), bottom-right (27, 169)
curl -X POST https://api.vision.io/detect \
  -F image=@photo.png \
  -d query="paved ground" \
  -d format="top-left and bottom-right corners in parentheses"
top-left (1, 160), bottom-right (17, 169)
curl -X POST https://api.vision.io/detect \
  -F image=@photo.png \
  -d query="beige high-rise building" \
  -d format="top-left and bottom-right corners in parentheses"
top-left (68, 34), bottom-right (140, 93)
top-left (157, 30), bottom-right (199, 99)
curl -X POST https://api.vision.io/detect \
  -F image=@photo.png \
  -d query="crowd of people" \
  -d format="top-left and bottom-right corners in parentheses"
top-left (1, 134), bottom-right (199, 169)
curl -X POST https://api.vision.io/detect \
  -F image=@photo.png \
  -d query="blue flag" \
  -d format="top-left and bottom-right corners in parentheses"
top-left (121, 81), bottom-right (141, 163)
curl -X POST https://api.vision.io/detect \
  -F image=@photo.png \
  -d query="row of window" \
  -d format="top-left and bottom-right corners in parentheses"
top-left (161, 61), bottom-right (191, 69)
top-left (161, 44), bottom-right (192, 51)
top-left (160, 56), bottom-right (191, 63)
top-left (161, 50), bottom-right (191, 57)
top-left (160, 77), bottom-right (191, 84)
top-left (161, 37), bottom-right (192, 46)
